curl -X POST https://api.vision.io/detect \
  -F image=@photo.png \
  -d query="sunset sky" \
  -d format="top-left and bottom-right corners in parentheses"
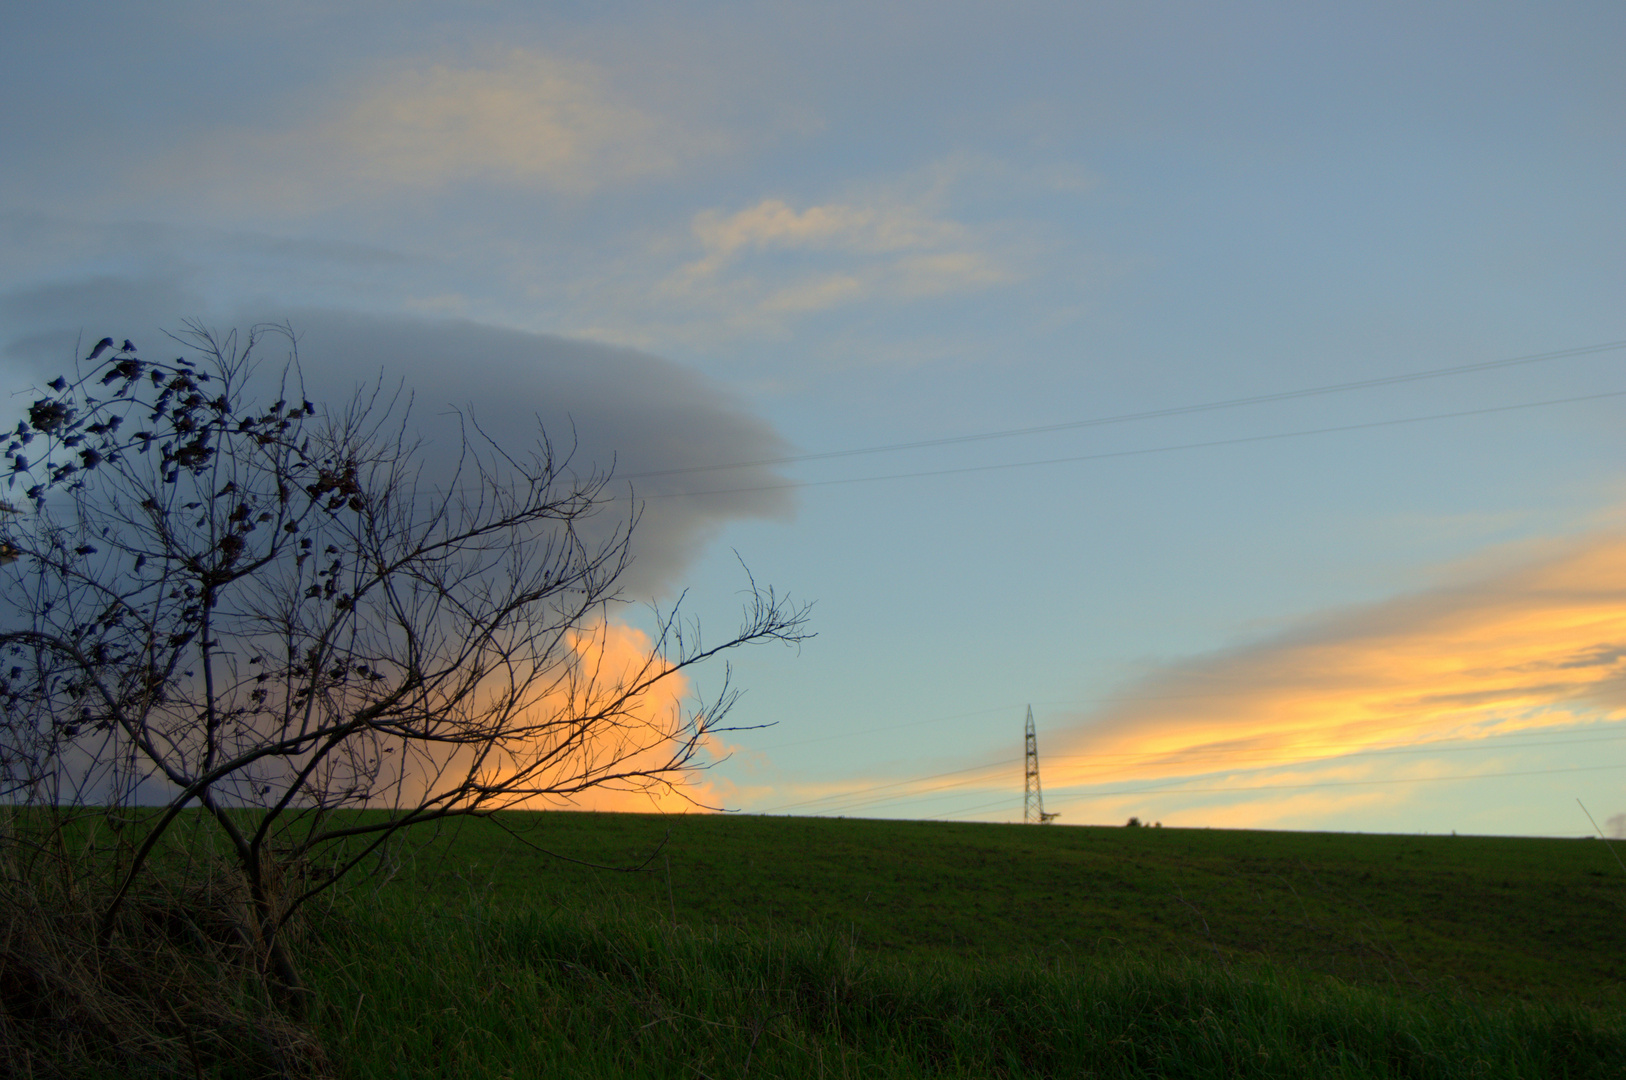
top-left (4, 2), bottom-right (1625, 835)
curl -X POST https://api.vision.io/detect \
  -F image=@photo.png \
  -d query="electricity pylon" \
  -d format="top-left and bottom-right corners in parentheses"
top-left (1023, 705), bottom-right (1059, 824)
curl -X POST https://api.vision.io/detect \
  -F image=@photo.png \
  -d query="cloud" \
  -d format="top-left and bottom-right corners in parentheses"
top-left (1131, 786), bottom-right (1398, 832)
top-left (1046, 533), bottom-right (1626, 797)
top-left (744, 534), bottom-right (1626, 827)
top-left (685, 199), bottom-right (971, 274)
top-left (276, 309), bottom-right (796, 596)
top-left (659, 195), bottom-right (1016, 328)
top-left (451, 619), bottom-right (725, 815)
top-left (0, 274), bottom-right (202, 365)
top-left (173, 49), bottom-right (722, 210)
top-left (0, 284), bottom-right (795, 598)
top-left (0, 287), bottom-right (797, 814)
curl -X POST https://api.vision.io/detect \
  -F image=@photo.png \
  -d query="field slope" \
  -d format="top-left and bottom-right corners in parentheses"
top-left (378, 811), bottom-right (1626, 1003)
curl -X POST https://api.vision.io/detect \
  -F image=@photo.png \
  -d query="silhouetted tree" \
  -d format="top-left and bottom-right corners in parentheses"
top-left (0, 323), bottom-right (809, 1012)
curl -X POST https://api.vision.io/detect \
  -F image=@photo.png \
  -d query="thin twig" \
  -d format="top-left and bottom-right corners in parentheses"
top-left (1578, 799), bottom-right (1626, 876)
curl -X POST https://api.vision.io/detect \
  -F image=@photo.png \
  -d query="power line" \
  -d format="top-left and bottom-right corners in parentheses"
top-left (621, 340), bottom-right (1626, 481)
top-left (628, 387), bottom-right (1626, 502)
top-left (833, 759), bottom-right (1626, 824)
top-left (1046, 761), bottom-right (1626, 801)
top-left (768, 770), bottom-right (1019, 818)
top-left (752, 692), bottom-right (1626, 755)
top-left (757, 758), bottom-right (1019, 815)
top-left (752, 724), bottom-right (1626, 818)
top-left (753, 701), bottom-right (1029, 752)
top-left (1047, 730), bottom-right (1626, 767)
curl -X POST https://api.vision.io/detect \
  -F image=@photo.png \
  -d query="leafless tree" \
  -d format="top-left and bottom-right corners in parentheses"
top-left (0, 324), bottom-right (809, 1011)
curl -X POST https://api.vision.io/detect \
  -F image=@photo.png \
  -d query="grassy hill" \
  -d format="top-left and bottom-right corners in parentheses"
top-left (377, 811), bottom-right (1626, 1003)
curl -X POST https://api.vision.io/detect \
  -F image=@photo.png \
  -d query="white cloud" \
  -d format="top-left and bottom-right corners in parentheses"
top-left (659, 194), bottom-right (1017, 328)
top-left (173, 49), bottom-right (725, 210)
top-left (325, 52), bottom-right (684, 191)
top-left (688, 199), bottom-right (969, 270)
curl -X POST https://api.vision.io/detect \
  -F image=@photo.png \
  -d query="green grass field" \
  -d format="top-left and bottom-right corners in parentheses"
top-left (256, 811), bottom-right (1626, 1078)
top-left (310, 899), bottom-right (1626, 1079)
top-left (23, 809), bottom-right (1625, 1077)
top-left (364, 811), bottom-right (1626, 1003)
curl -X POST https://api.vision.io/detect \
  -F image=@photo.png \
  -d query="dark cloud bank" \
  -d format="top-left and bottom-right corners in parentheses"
top-left (1, 284), bottom-right (795, 597)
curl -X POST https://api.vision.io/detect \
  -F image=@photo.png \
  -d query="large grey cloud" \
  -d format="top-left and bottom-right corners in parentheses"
top-left (0, 282), bottom-right (795, 597)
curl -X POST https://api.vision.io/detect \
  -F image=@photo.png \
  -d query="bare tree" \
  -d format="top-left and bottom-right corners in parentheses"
top-left (0, 324), bottom-right (809, 1011)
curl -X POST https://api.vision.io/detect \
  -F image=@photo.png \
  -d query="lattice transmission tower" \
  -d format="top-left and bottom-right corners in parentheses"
top-left (1023, 705), bottom-right (1059, 824)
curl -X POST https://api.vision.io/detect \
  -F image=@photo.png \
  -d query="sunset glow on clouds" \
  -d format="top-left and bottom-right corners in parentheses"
top-left (1033, 532), bottom-right (1626, 825)
top-left (409, 618), bottom-right (725, 816)
top-left (535, 620), bottom-right (727, 814)
top-left (744, 531), bottom-right (1626, 829)
top-left (5, 4), bottom-right (1624, 834)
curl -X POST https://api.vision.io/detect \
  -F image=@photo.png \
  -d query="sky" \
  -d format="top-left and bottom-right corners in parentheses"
top-left (3, 1), bottom-right (1625, 835)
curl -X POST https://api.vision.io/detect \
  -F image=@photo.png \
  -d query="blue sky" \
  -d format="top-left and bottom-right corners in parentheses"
top-left (4, 1), bottom-right (1626, 833)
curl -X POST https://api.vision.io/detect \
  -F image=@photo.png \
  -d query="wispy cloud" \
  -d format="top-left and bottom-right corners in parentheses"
top-left (683, 199), bottom-right (972, 277)
top-left (1046, 533), bottom-right (1626, 798)
top-left (175, 49), bottom-right (723, 210)
top-left (762, 533), bottom-right (1626, 828)
top-left (656, 193), bottom-right (1017, 330)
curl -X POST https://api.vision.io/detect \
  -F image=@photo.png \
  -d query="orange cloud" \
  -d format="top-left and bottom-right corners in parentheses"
top-left (1046, 533), bottom-right (1626, 800)
top-left (528, 619), bottom-right (725, 813)
top-left (395, 619), bottom-right (723, 816)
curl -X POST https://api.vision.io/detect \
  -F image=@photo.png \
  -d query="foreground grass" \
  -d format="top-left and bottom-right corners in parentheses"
top-left (307, 894), bottom-right (1626, 1079)
top-left (18, 809), bottom-right (1624, 1075)
top-left (377, 811), bottom-right (1626, 1002)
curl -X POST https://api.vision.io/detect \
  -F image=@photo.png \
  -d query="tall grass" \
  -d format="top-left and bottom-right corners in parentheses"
top-left (0, 808), bottom-right (330, 1079)
top-left (309, 895), bottom-right (1626, 1079)
top-left (9, 809), bottom-right (1624, 1076)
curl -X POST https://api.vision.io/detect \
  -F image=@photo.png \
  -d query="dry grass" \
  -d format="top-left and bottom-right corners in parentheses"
top-left (0, 817), bottom-right (331, 1079)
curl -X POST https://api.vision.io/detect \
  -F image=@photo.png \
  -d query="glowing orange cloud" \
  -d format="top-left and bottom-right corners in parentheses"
top-left (529, 619), bottom-right (723, 813)
top-left (392, 618), bottom-right (724, 816)
top-left (1046, 532), bottom-right (1626, 800)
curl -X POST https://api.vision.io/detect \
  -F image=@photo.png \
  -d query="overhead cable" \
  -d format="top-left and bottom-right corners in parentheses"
top-left (632, 388), bottom-right (1626, 502)
top-left (622, 339), bottom-right (1626, 481)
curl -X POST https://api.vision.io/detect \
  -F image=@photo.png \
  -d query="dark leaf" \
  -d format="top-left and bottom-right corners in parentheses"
top-left (27, 399), bottom-right (72, 434)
